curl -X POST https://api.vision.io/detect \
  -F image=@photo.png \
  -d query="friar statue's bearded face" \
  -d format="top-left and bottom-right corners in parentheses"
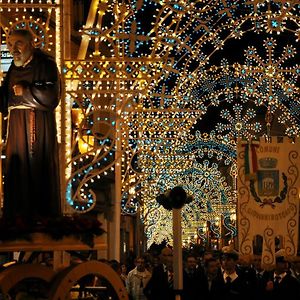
top-left (7, 30), bottom-right (34, 67)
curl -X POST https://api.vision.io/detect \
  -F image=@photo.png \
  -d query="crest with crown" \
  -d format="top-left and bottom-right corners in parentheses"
top-left (259, 157), bottom-right (277, 169)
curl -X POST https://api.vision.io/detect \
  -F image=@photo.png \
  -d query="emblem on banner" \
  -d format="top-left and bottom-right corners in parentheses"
top-left (249, 157), bottom-right (288, 208)
top-left (257, 158), bottom-right (279, 196)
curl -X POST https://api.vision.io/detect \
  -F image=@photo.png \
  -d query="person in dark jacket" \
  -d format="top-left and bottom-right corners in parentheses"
top-left (182, 253), bottom-right (209, 300)
top-left (143, 247), bottom-right (175, 300)
top-left (261, 254), bottom-right (300, 300)
top-left (210, 250), bottom-right (253, 300)
top-left (0, 29), bottom-right (61, 220)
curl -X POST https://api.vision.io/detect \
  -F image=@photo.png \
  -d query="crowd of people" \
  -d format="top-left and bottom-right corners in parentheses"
top-left (110, 246), bottom-right (300, 300)
top-left (2, 245), bottom-right (300, 299)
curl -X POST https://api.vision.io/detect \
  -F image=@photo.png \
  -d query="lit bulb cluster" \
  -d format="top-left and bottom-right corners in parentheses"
top-left (214, 103), bottom-right (262, 141)
top-left (237, 38), bottom-right (299, 107)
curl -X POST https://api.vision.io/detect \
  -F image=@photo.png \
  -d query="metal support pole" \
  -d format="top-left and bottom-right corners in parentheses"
top-left (112, 86), bottom-right (121, 261)
top-left (172, 208), bottom-right (183, 300)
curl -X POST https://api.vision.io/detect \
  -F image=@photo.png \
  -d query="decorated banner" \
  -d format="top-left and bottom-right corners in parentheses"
top-left (237, 137), bottom-right (300, 267)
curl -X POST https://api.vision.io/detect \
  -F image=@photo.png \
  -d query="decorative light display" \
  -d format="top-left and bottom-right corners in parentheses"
top-left (1, 1), bottom-right (299, 246)
top-left (214, 103), bottom-right (263, 141)
top-left (125, 0), bottom-right (299, 245)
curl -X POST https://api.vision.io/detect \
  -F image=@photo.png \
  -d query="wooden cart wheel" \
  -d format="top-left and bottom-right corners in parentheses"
top-left (48, 260), bottom-right (129, 300)
top-left (0, 263), bottom-right (55, 297)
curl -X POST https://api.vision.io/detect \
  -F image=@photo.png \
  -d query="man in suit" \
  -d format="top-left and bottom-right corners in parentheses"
top-left (261, 254), bottom-right (300, 299)
top-left (210, 249), bottom-right (253, 300)
top-left (182, 253), bottom-right (209, 300)
top-left (204, 257), bottom-right (219, 293)
top-left (143, 247), bottom-right (175, 300)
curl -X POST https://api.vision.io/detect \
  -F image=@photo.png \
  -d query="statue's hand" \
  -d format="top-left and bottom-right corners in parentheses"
top-left (12, 84), bottom-right (24, 96)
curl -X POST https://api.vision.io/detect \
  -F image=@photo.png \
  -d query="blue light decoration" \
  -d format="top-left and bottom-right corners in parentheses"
top-left (9, 19), bottom-right (51, 51)
top-left (214, 103), bottom-right (263, 141)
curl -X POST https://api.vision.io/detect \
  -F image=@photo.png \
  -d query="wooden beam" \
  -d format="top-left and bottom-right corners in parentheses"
top-left (0, 233), bottom-right (107, 252)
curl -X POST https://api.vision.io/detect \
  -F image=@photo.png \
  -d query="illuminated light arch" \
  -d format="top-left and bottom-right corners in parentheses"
top-left (127, 1), bottom-right (300, 245)
top-left (143, 155), bottom-right (236, 246)
top-left (7, 0), bottom-right (290, 245)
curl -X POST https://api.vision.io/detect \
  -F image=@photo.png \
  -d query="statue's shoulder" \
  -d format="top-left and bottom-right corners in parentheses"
top-left (32, 49), bottom-right (58, 74)
top-left (33, 49), bottom-right (55, 63)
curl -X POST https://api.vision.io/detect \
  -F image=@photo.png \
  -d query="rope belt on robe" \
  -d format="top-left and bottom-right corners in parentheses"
top-left (7, 105), bottom-right (36, 156)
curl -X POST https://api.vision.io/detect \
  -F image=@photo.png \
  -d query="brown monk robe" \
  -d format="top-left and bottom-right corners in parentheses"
top-left (0, 29), bottom-right (61, 220)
